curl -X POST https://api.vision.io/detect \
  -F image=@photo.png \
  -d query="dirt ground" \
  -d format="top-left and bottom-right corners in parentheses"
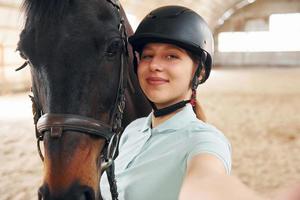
top-left (0, 67), bottom-right (299, 200)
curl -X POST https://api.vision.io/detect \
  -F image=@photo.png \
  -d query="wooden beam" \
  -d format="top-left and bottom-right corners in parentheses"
top-left (0, 2), bottom-right (20, 10)
top-left (0, 44), bottom-right (3, 67)
top-left (0, 25), bottom-right (20, 31)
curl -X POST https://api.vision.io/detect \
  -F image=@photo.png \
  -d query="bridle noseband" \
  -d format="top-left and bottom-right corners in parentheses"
top-left (28, 1), bottom-right (128, 199)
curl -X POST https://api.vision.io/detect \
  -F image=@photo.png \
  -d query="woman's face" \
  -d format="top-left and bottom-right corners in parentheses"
top-left (137, 43), bottom-right (197, 109)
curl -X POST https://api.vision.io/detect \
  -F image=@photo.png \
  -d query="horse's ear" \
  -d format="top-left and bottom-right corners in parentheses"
top-left (107, 0), bottom-right (121, 9)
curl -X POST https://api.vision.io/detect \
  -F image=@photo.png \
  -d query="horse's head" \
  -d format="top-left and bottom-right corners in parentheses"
top-left (17, 0), bottom-right (141, 199)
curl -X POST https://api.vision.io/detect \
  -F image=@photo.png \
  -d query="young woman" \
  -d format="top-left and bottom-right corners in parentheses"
top-left (100, 5), bottom-right (231, 200)
top-left (100, 5), bottom-right (300, 200)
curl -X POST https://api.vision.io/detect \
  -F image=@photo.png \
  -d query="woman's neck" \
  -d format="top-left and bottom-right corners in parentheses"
top-left (151, 107), bottom-right (184, 128)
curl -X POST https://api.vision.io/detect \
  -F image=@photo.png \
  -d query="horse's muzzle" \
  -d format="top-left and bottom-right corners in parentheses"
top-left (38, 183), bottom-right (97, 200)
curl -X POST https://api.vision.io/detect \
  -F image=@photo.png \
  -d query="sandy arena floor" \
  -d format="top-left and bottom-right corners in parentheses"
top-left (0, 67), bottom-right (299, 199)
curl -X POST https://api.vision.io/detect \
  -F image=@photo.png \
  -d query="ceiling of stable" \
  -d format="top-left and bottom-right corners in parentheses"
top-left (0, 0), bottom-right (255, 31)
top-left (120, 0), bottom-right (256, 30)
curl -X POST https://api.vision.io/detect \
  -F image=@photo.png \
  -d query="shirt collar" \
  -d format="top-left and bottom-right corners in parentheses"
top-left (140, 104), bottom-right (197, 134)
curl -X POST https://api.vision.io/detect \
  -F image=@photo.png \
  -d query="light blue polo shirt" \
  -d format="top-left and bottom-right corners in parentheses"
top-left (100, 104), bottom-right (231, 200)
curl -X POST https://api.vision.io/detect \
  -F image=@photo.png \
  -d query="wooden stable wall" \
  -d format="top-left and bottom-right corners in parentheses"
top-left (0, 44), bottom-right (3, 67)
top-left (214, 0), bottom-right (300, 68)
top-left (0, 43), bottom-right (5, 93)
top-left (215, 0), bottom-right (300, 33)
top-left (214, 52), bottom-right (300, 67)
top-left (0, 44), bottom-right (31, 94)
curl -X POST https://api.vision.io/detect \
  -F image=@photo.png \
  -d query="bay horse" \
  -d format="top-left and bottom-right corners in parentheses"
top-left (16, 0), bottom-right (151, 199)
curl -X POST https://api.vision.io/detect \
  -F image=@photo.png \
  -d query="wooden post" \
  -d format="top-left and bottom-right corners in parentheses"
top-left (0, 43), bottom-right (6, 94)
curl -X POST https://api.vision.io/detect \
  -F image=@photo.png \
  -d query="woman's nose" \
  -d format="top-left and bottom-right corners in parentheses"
top-left (149, 56), bottom-right (163, 72)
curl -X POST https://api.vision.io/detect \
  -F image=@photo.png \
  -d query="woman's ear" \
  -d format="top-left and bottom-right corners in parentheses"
top-left (198, 67), bottom-right (206, 83)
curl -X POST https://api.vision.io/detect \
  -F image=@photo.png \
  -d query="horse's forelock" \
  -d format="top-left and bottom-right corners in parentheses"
top-left (22, 0), bottom-right (114, 27)
top-left (22, 0), bottom-right (72, 25)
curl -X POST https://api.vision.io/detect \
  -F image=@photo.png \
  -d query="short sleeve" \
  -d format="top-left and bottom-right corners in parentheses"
top-left (186, 130), bottom-right (232, 174)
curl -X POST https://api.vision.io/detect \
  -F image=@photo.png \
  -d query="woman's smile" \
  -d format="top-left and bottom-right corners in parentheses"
top-left (146, 76), bottom-right (169, 85)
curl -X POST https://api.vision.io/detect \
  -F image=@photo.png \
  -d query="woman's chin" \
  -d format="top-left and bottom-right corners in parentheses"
top-left (145, 93), bottom-right (167, 103)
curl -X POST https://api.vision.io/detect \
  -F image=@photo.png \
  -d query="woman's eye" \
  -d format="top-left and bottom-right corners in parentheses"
top-left (166, 54), bottom-right (179, 60)
top-left (141, 54), bottom-right (153, 60)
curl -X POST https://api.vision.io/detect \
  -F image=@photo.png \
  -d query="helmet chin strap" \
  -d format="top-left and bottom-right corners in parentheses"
top-left (151, 99), bottom-right (191, 117)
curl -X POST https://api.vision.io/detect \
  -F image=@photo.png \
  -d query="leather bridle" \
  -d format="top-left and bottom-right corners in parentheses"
top-left (25, 1), bottom-right (129, 199)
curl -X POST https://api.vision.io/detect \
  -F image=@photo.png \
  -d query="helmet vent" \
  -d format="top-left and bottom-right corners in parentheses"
top-left (147, 14), bottom-right (157, 19)
top-left (176, 9), bottom-right (188, 16)
top-left (165, 9), bottom-right (188, 18)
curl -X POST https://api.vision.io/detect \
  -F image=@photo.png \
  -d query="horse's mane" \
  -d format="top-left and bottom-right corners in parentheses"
top-left (22, 0), bottom-right (71, 24)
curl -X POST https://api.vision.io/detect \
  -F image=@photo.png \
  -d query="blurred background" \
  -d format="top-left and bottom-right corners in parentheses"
top-left (0, 0), bottom-right (299, 199)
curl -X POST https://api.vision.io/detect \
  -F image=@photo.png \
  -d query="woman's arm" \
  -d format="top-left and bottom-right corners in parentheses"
top-left (179, 154), bottom-right (300, 200)
top-left (179, 154), bottom-right (267, 200)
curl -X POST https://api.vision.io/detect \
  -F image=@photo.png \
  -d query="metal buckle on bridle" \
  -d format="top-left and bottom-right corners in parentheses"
top-left (102, 136), bottom-right (119, 199)
top-left (101, 132), bottom-right (119, 167)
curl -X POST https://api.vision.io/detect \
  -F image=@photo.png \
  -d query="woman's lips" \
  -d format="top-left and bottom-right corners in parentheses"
top-left (146, 77), bottom-right (169, 85)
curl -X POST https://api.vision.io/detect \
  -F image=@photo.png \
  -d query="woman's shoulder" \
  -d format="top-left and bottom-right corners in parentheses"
top-left (184, 120), bottom-right (232, 174)
top-left (186, 119), bottom-right (230, 144)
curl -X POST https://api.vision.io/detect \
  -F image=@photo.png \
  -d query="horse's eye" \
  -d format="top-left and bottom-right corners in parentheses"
top-left (106, 51), bottom-right (115, 57)
top-left (105, 40), bottom-right (122, 57)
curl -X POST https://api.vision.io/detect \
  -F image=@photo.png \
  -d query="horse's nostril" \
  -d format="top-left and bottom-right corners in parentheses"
top-left (38, 187), bottom-right (44, 200)
top-left (79, 193), bottom-right (86, 200)
top-left (79, 190), bottom-right (93, 200)
top-left (37, 184), bottom-right (95, 200)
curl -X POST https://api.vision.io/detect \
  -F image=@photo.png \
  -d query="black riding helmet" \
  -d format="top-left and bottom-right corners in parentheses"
top-left (128, 5), bottom-right (214, 84)
top-left (128, 5), bottom-right (214, 117)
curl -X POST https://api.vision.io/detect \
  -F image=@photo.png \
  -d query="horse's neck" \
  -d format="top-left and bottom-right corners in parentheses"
top-left (123, 70), bottom-right (151, 126)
